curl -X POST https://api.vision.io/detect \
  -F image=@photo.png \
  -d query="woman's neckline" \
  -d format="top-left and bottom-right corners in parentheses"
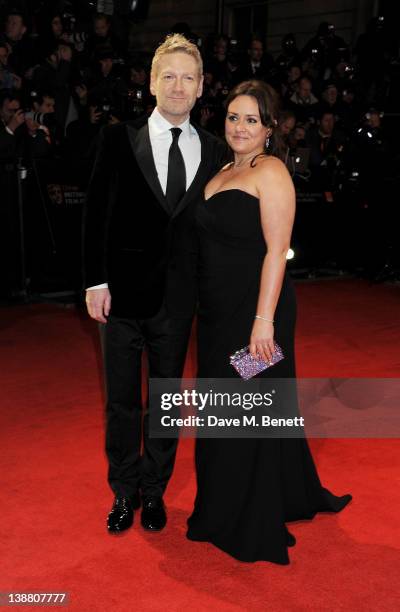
top-left (204, 188), bottom-right (259, 202)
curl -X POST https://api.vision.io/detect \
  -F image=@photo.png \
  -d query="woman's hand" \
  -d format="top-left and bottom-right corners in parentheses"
top-left (249, 319), bottom-right (275, 362)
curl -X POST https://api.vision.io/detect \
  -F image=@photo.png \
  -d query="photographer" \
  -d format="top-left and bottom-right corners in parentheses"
top-left (32, 40), bottom-right (74, 138)
top-left (319, 83), bottom-right (342, 118)
top-left (234, 36), bottom-right (275, 85)
top-left (301, 22), bottom-right (349, 77)
top-left (281, 63), bottom-right (301, 103)
top-left (0, 88), bottom-right (25, 157)
top-left (352, 109), bottom-right (389, 182)
top-left (25, 90), bottom-right (57, 156)
top-left (275, 33), bottom-right (301, 79)
top-left (277, 109), bottom-right (296, 147)
top-left (204, 34), bottom-right (234, 87)
top-left (0, 41), bottom-right (22, 90)
top-left (288, 76), bottom-right (321, 125)
top-left (84, 46), bottom-right (123, 103)
top-left (118, 59), bottom-right (152, 120)
top-left (84, 12), bottom-right (125, 63)
top-left (0, 10), bottom-right (37, 77)
top-left (0, 88), bottom-right (52, 159)
top-left (65, 94), bottom-right (120, 160)
top-left (37, 10), bottom-right (88, 59)
top-left (306, 110), bottom-right (346, 191)
top-left (193, 66), bottom-right (227, 137)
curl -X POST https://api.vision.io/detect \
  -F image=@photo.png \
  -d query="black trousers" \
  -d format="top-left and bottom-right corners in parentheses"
top-left (100, 304), bottom-right (192, 498)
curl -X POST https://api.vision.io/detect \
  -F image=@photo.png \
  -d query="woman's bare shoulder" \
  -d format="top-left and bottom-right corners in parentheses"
top-left (253, 156), bottom-right (294, 201)
top-left (253, 155), bottom-right (287, 172)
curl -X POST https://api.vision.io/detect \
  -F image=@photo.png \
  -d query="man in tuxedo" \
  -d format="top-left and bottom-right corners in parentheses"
top-left (83, 34), bottom-right (226, 534)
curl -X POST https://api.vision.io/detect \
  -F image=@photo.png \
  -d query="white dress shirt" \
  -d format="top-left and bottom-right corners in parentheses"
top-left (87, 107), bottom-right (201, 290)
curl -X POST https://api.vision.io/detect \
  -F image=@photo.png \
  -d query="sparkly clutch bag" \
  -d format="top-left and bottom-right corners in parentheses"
top-left (229, 344), bottom-right (284, 380)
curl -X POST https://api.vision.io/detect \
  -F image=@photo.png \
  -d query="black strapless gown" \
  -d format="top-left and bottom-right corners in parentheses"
top-left (186, 189), bottom-right (352, 564)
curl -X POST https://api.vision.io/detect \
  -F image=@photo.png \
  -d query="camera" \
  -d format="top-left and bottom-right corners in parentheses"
top-left (123, 89), bottom-right (144, 118)
top-left (227, 38), bottom-right (240, 65)
top-left (62, 12), bottom-right (76, 33)
top-left (24, 110), bottom-right (54, 127)
top-left (100, 101), bottom-right (112, 123)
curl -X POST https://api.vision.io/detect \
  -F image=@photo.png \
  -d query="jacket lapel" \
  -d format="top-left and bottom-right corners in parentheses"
top-left (172, 127), bottom-right (214, 218)
top-left (126, 122), bottom-right (171, 215)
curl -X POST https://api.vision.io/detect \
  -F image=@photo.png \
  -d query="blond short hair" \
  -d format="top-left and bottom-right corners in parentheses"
top-left (151, 33), bottom-right (203, 78)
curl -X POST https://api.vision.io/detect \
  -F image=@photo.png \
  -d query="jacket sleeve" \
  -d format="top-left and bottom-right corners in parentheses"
top-left (0, 125), bottom-right (17, 159)
top-left (82, 125), bottom-right (114, 289)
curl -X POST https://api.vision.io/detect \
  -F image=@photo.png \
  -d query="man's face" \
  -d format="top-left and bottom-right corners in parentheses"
top-left (343, 90), bottom-right (354, 104)
top-left (249, 41), bottom-right (263, 62)
top-left (0, 46), bottom-right (8, 66)
top-left (100, 58), bottom-right (113, 75)
top-left (324, 85), bottom-right (337, 105)
top-left (214, 39), bottom-right (227, 59)
top-left (94, 18), bottom-right (110, 38)
top-left (35, 96), bottom-right (55, 114)
top-left (131, 67), bottom-right (146, 85)
top-left (320, 114), bottom-right (334, 135)
top-left (288, 65), bottom-right (301, 82)
top-left (367, 112), bottom-right (381, 129)
top-left (294, 126), bottom-right (306, 141)
top-left (280, 116), bottom-right (296, 135)
top-left (52, 16), bottom-right (63, 37)
top-left (1, 98), bottom-right (21, 123)
top-left (150, 52), bottom-right (203, 125)
top-left (298, 79), bottom-right (311, 99)
top-left (6, 15), bottom-right (26, 41)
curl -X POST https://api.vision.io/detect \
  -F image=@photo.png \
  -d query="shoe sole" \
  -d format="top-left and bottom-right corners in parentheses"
top-left (140, 524), bottom-right (166, 532)
top-left (107, 526), bottom-right (132, 535)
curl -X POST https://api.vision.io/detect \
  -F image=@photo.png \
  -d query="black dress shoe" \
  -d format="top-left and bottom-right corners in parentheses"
top-left (141, 496), bottom-right (167, 531)
top-left (107, 495), bottom-right (138, 533)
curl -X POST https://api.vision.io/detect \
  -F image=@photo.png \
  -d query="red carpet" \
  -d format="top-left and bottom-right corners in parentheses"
top-left (1, 278), bottom-right (399, 611)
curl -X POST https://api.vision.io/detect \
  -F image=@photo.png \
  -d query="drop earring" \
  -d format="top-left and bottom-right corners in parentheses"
top-left (265, 136), bottom-right (270, 149)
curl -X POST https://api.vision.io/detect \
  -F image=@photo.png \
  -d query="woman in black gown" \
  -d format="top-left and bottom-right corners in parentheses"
top-left (186, 80), bottom-right (352, 565)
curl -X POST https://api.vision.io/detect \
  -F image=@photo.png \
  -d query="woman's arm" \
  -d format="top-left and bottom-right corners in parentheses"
top-left (249, 157), bottom-right (296, 361)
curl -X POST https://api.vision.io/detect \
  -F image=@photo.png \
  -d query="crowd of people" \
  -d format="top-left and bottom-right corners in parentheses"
top-left (0, 0), bottom-right (399, 282)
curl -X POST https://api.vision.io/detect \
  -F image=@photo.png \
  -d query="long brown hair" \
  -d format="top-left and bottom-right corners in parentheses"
top-left (224, 80), bottom-right (285, 161)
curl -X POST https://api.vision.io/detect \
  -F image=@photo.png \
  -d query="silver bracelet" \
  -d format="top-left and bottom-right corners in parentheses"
top-left (255, 315), bottom-right (274, 323)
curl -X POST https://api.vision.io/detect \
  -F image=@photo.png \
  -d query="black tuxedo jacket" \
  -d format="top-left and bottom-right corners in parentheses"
top-left (83, 116), bottom-right (227, 319)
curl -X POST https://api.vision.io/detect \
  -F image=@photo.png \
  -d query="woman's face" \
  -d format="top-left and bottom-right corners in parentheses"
top-left (225, 94), bottom-right (269, 156)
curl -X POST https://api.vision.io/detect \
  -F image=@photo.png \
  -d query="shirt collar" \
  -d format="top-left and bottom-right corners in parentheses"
top-left (149, 107), bottom-right (192, 138)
